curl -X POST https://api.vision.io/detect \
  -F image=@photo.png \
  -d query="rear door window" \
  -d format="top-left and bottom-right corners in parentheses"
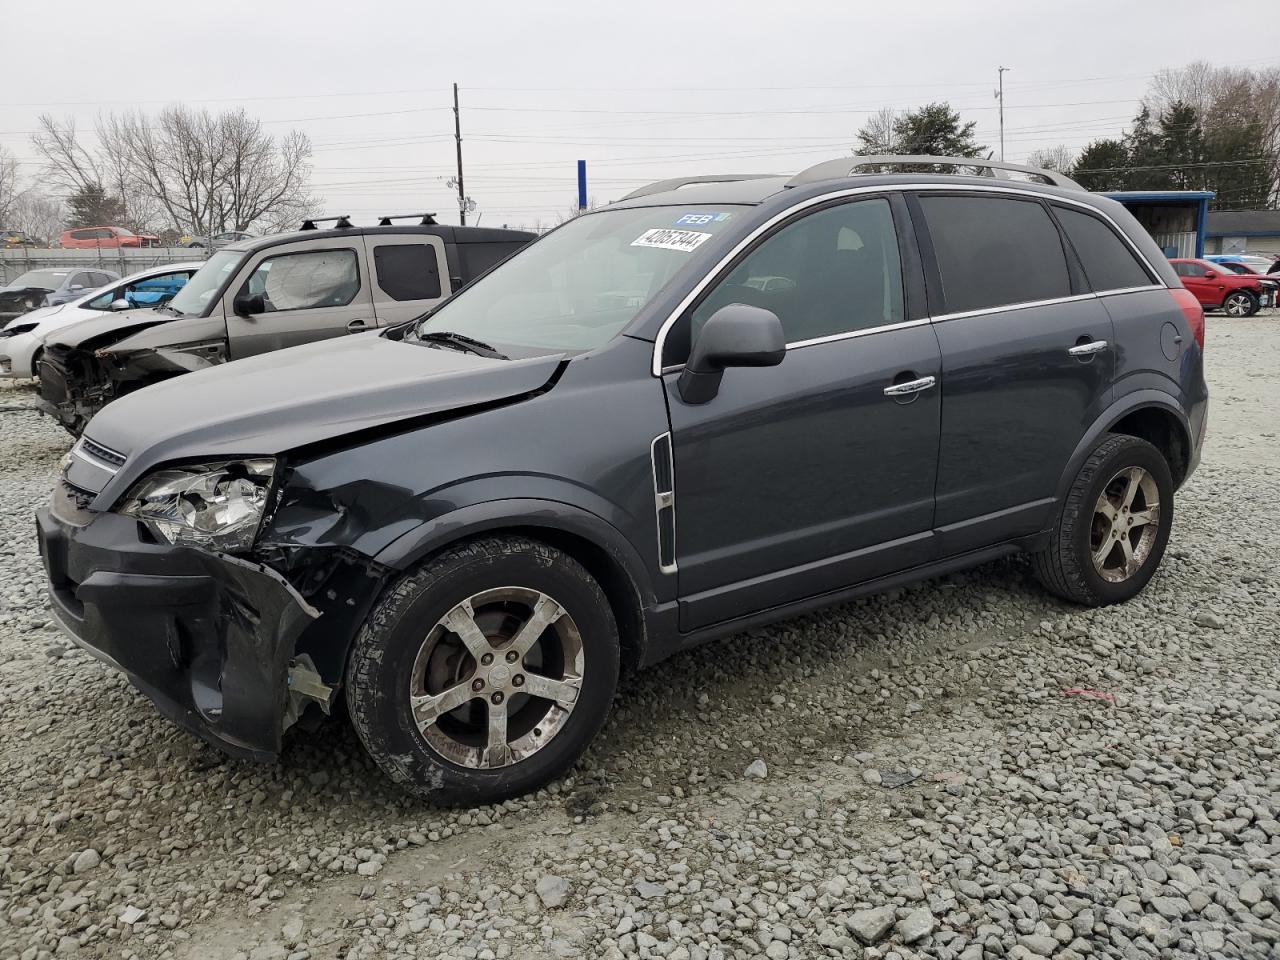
top-left (918, 194), bottom-right (1071, 314)
top-left (1054, 206), bottom-right (1153, 292)
top-left (373, 243), bottom-right (442, 301)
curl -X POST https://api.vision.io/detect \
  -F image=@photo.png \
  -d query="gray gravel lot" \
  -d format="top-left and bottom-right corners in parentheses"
top-left (2, 315), bottom-right (1279, 960)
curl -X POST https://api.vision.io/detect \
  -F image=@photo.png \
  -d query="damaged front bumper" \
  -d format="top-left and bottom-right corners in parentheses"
top-left (37, 505), bottom-right (323, 761)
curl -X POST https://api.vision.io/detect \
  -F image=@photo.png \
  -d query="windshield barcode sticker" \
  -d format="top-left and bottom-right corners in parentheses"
top-left (631, 228), bottom-right (712, 253)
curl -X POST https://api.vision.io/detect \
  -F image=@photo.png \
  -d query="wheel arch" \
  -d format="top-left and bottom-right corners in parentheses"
top-left (373, 499), bottom-right (657, 672)
top-left (1059, 393), bottom-right (1194, 503)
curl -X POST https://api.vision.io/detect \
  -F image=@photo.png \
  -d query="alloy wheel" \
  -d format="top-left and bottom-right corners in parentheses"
top-left (1090, 466), bottom-right (1161, 583)
top-left (1223, 292), bottom-right (1253, 317)
top-left (408, 587), bottom-right (583, 769)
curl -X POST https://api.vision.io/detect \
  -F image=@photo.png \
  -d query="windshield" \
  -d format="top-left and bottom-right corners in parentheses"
top-left (166, 249), bottom-right (242, 315)
top-left (11, 270), bottom-right (68, 289)
top-left (418, 205), bottom-right (745, 352)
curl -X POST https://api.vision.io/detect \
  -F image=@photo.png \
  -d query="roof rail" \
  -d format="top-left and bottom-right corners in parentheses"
top-left (787, 155), bottom-right (1083, 190)
top-left (300, 215), bottom-right (354, 231)
top-left (621, 174), bottom-right (779, 201)
top-left (377, 212), bottom-right (439, 226)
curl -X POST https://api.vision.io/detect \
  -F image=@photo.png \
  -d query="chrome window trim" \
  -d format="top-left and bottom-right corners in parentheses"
top-left (650, 181), bottom-right (1168, 376)
top-left (785, 317), bottom-right (932, 350)
top-left (930, 292), bottom-right (1097, 324)
top-left (1097, 284), bottom-right (1165, 298)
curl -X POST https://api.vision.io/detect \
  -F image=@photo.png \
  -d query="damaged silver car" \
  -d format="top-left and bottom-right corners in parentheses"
top-left (36, 216), bottom-right (533, 435)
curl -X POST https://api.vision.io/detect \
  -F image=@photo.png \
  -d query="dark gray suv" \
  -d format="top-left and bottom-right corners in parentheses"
top-left (37, 156), bottom-right (1209, 804)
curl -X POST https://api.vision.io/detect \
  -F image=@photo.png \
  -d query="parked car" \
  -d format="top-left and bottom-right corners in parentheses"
top-left (1205, 254), bottom-right (1276, 274)
top-left (0, 268), bottom-right (120, 323)
top-left (1, 228), bottom-right (39, 248)
top-left (1169, 258), bottom-right (1267, 316)
top-left (37, 219), bottom-right (534, 434)
top-left (180, 230), bottom-right (256, 249)
top-left (60, 226), bottom-right (162, 249)
top-left (37, 156), bottom-right (1208, 803)
top-left (0, 263), bottom-right (201, 379)
top-left (1205, 255), bottom-right (1279, 307)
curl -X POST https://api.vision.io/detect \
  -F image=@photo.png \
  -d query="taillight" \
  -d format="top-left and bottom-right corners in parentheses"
top-left (1170, 288), bottom-right (1204, 350)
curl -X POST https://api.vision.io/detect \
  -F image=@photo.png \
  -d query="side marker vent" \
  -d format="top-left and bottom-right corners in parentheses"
top-left (651, 433), bottom-right (676, 573)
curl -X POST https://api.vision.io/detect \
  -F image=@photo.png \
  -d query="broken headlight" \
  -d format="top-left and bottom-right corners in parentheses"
top-left (118, 458), bottom-right (276, 552)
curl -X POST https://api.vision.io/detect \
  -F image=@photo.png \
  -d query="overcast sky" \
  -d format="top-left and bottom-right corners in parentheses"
top-left (3, 0), bottom-right (1275, 231)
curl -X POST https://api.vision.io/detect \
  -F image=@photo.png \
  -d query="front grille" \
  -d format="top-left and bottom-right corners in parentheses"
top-left (79, 437), bottom-right (127, 470)
top-left (52, 479), bottom-right (97, 526)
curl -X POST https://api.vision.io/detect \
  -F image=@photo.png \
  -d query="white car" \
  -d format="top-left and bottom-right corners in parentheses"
top-left (0, 262), bottom-right (203, 378)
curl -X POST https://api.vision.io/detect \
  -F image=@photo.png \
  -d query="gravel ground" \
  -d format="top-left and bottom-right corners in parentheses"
top-left (2, 314), bottom-right (1279, 960)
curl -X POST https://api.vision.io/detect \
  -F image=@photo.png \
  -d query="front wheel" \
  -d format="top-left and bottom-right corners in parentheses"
top-left (1222, 290), bottom-right (1259, 317)
top-left (1032, 434), bottom-right (1174, 606)
top-left (346, 536), bottom-right (620, 804)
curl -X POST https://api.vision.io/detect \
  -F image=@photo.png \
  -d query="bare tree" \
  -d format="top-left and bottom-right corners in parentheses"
top-left (31, 115), bottom-right (157, 232)
top-left (854, 108), bottom-right (899, 155)
top-left (8, 192), bottom-right (65, 243)
top-left (100, 107), bottom-right (317, 235)
top-left (1026, 145), bottom-right (1076, 172)
top-left (0, 146), bottom-right (19, 224)
top-left (34, 106), bottom-right (319, 236)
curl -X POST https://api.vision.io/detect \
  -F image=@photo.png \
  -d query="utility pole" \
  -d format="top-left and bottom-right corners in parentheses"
top-left (988, 67), bottom-right (1008, 161)
top-left (453, 82), bottom-right (466, 226)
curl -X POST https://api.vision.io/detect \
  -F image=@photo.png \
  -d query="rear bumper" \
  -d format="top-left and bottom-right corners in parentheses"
top-left (37, 506), bottom-right (319, 761)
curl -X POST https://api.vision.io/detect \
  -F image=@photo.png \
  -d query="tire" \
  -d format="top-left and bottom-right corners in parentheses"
top-left (1032, 434), bottom-right (1174, 607)
top-left (346, 535), bottom-right (620, 804)
top-left (1222, 290), bottom-right (1259, 318)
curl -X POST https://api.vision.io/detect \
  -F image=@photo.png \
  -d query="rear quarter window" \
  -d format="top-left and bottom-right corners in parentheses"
top-left (373, 244), bottom-right (441, 301)
top-left (1054, 206), bottom-right (1154, 292)
top-left (919, 194), bottom-right (1071, 314)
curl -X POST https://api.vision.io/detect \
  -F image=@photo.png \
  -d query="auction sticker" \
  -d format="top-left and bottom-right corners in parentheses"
top-left (631, 228), bottom-right (712, 253)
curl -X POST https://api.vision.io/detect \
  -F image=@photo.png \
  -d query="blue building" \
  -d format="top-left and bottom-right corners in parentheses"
top-left (1102, 190), bottom-right (1214, 259)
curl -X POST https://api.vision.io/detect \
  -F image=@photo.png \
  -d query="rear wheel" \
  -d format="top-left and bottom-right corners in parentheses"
top-left (1032, 434), bottom-right (1174, 606)
top-left (1222, 290), bottom-right (1259, 317)
top-left (346, 536), bottom-right (620, 804)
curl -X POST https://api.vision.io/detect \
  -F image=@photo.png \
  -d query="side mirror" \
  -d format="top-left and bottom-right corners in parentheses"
top-left (110, 298), bottom-right (131, 311)
top-left (677, 303), bottom-right (786, 405)
top-left (233, 292), bottom-right (265, 317)
top-left (69, 285), bottom-right (84, 292)
top-left (1203, 271), bottom-right (1217, 280)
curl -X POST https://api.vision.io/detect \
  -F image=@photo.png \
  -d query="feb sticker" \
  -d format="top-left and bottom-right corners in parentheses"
top-left (674, 212), bottom-right (733, 226)
top-left (631, 228), bottom-right (712, 253)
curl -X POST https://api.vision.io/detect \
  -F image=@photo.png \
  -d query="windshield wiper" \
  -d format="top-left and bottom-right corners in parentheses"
top-left (416, 330), bottom-right (509, 360)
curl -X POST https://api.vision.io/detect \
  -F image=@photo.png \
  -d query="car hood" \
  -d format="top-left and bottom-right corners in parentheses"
top-left (46, 307), bottom-right (180, 350)
top-left (3, 303), bottom-right (60, 333)
top-left (0, 284), bottom-right (54, 300)
top-left (73, 334), bottom-right (565, 502)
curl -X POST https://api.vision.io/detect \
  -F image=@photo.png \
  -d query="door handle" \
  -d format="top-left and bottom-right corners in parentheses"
top-left (883, 375), bottom-right (937, 397)
top-left (1067, 339), bottom-right (1108, 357)
top-left (346, 318), bottom-right (373, 333)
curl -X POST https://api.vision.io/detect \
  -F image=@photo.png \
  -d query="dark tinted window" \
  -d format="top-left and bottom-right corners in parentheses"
top-left (71, 230), bottom-right (94, 241)
top-left (374, 244), bottom-right (441, 301)
top-left (1055, 207), bottom-right (1153, 291)
top-left (920, 195), bottom-right (1070, 313)
top-left (691, 197), bottom-right (904, 345)
top-left (1176, 261), bottom-right (1207, 278)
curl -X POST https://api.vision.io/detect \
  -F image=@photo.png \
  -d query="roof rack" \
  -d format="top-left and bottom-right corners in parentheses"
top-left (377, 212), bottom-right (439, 226)
top-left (787, 155), bottom-right (1083, 190)
top-left (300, 215), bottom-right (354, 231)
top-left (620, 174), bottom-right (779, 201)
